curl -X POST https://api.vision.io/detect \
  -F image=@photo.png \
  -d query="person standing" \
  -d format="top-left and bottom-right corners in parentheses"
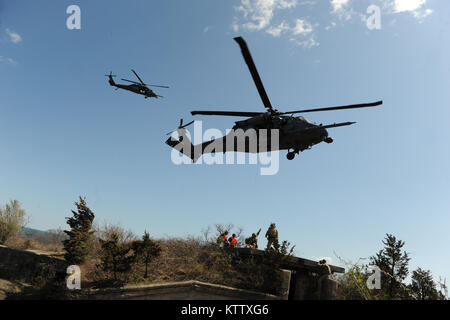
top-left (265, 223), bottom-right (278, 250)
top-left (229, 233), bottom-right (238, 247)
top-left (217, 230), bottom-right (229, 246)
top-left (245, 228), bottom-right (261, 249)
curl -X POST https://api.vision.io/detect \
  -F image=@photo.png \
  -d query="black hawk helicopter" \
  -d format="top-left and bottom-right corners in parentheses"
top-left (166, 36), bottom-right (382, 162)
top-left (106, 69), bottom-right (169, 99)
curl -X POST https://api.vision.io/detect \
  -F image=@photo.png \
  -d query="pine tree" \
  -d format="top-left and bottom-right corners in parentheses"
top-left (99, 232), bottom-right (133, 281)
top-left (132, 231), bottom-right (161, 278)
top-left (370, 234), bottom-right (410, 299)
top-left (63, 197), bottom-right (95, 265)
top-left (411, 268), bottom-right (438, 300)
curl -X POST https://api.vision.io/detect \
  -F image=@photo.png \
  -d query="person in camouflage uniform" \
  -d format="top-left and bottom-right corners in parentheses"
top-left (245, 228), bottom-right (261, 249)
top-left (217, 230), bottom-right (229, 247)
top-left (316, 259), bottom-right (332, 299)
top-left (265, 223), bottom-right (279, 250)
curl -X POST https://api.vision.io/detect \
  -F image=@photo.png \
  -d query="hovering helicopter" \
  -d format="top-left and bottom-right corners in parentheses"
top-left (166, 36), bottom-right (382, 162)
top-left (106, 69), bottom-right (169, 99)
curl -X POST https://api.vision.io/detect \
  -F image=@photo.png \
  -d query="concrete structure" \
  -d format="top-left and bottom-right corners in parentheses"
top-left (234, 248), bottom-right (344, 300)
top-left (90, 280), bottom-right (283, 300)
top-left (0, 245), bottom-right (66, 284)
top-left (0, 245), bottom-right (344, 300)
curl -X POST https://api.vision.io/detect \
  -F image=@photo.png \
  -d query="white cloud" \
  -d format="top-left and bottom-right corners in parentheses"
top-left (5, 28), bottom-right (22, 44)
top-left (0, 56), bottom-right (17, 65)
top-left (233, 0), bottom-right (319, 48)
top-left (266, 21), bottom-right (290, 37)
top-left (382, 0), bottom-right (432, 20)
top-left (232, 17), bottom-right (240, 32)
top-left (324, 21), bottom-right (337, 30)
top-left (392, 0), bottom-right (426, 13)
top-left (292, 18), bottom-right (314, 35)
top-left (235, 0), bottom-right (298, 31)
top-left (290, 35), bottom-right (319, 48)
top-left (328, 0), bottom-right (433, 26)
top-left (413, 8), bottom-right (433, 19)
top-left (331, 0), bottom-right (349, 13)
top-left (232, 0), bottom-right (433, 49)
top-left (330, 0), bottom-right (354, 21)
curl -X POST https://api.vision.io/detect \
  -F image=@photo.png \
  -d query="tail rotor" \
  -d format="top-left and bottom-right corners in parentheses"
top-left (166, 119), bottom-right (195, 135)
top-left (104, 71), bottom-right (117, 78)
top-left (105, 71), bottom-right (117, 86)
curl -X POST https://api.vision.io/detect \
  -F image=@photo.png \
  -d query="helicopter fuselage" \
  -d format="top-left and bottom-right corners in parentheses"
top-left (114, 83), bottom-right (157, 98)
top-left (108, 74), bottom-right (158, 98)
top-left (165, 114), bottom-right (332, 163)
top-left (231, 114), bottom-right (329, 152)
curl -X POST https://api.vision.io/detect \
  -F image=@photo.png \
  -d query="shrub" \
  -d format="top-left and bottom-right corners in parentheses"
top-left (0, 200), bottom-right (27, 244)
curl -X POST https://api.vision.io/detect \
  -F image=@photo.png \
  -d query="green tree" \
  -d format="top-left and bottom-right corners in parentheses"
top-left (370, 234), bottom-right (410, 299)
top-left (99, 232), bottom-right (133, 281)
top-left (132, 231), bottom-right (161, 278)
top-left (0, 200), bottom-right (27, 244)
top-left (63, 197), bottom-right (95, 265)
top-left (411, 268), bottom-right (439, 300)
top-left (335, 263), bottom-right (380, 300)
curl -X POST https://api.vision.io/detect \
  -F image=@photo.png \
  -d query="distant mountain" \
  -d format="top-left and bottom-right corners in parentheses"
top-left (22, 227), bottom-right (47, 235)
top-left (20, 227), bottom-right (68, 245)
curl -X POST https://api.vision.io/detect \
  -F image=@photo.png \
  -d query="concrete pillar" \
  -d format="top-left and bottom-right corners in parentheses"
top-left (319, 276), bottom-right (338, 300)
top-left (277, 269), bottom-right (291, 300)
top-left (293, 270), bottom-right (312, 300)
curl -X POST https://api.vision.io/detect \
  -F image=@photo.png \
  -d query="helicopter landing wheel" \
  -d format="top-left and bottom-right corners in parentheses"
top-left (286, 152), bottom-right (295, 160)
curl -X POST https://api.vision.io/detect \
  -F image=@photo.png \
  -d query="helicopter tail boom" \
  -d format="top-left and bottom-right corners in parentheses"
top-left (165, 129), bottom-right (202, 163)
top-left (105, 72), bottom-right (117, 86)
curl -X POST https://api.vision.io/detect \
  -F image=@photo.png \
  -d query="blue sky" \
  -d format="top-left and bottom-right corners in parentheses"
top-left (1, 0), bottom-right (449, 286)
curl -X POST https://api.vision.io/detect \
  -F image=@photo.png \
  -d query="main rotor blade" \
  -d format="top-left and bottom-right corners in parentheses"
top-left (234, 37), bottom-right (273, 112)
top-left (191, 110), bottom-right (264, 117)
top-left (304, 122), bottom-right (357, 131)
top-left (147, 84), bottom-right (169, 88)
top-left (131, 69), bottom-right (145, 85)
top-left (121, 79), bottom-right (142, 85)
top-left (280, 100), bottom-right (383, 115)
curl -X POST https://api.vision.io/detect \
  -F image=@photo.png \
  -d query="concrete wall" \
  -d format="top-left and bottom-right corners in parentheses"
top-left (0, 245), bottom-right (67, 284)
top-left (89, 281), bottom-right (284, 300)
top-left (290, 270), bottom-right (338, 300)
top-left (0, 245), bottom-right (338, 300)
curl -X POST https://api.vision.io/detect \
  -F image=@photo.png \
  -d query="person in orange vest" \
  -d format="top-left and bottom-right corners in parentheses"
top-left (228, 233), bottom-right (238, 247)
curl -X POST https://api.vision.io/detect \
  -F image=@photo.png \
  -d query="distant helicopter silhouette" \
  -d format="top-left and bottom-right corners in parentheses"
top-left (106, 69), bottom-right (169, 99)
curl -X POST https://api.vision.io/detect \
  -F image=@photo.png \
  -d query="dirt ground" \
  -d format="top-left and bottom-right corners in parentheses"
top-left (0, 278), bottom-right (29, 300)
